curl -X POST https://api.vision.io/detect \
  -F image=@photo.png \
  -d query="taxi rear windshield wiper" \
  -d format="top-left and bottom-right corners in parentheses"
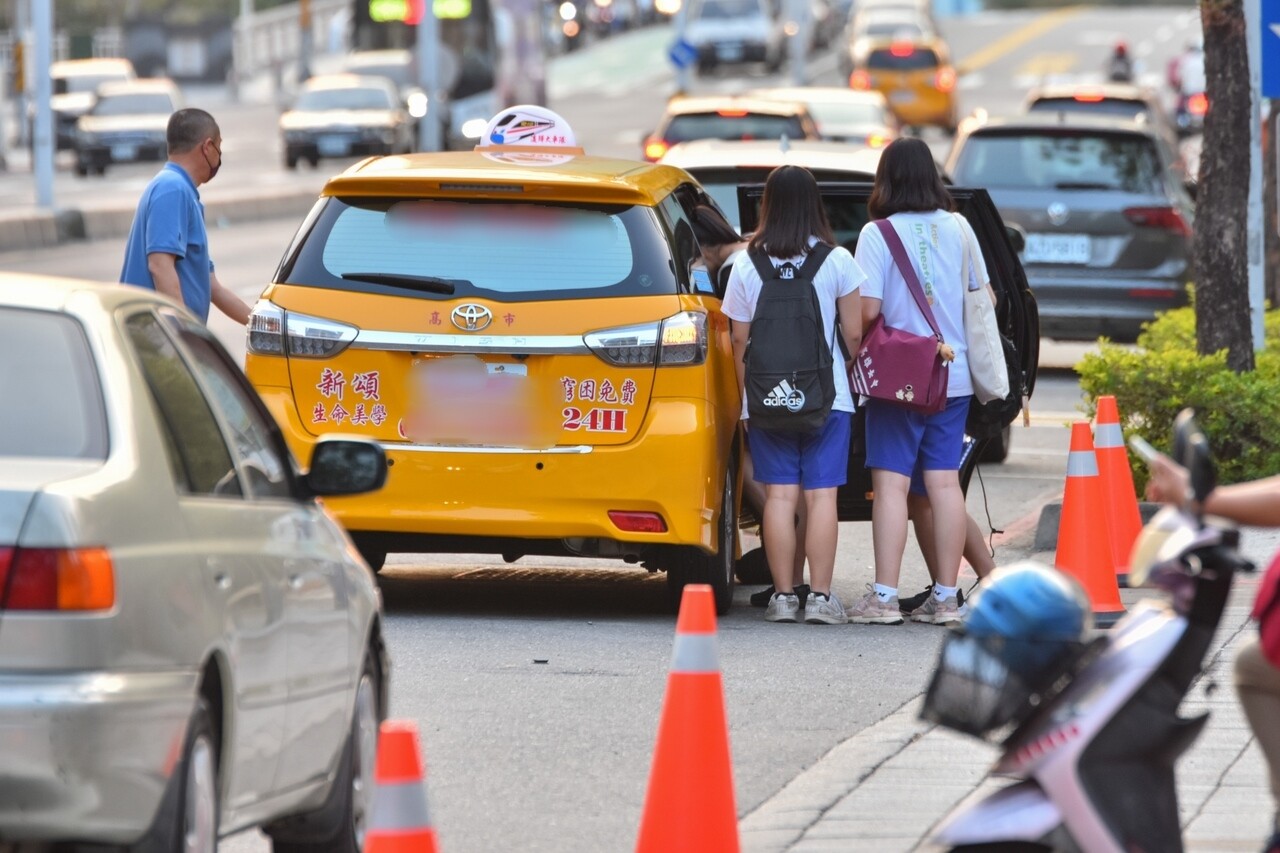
top-left (1053, 181), bottom-right (1117, 191)
top-left (340, 272), bottom-right (464, 294)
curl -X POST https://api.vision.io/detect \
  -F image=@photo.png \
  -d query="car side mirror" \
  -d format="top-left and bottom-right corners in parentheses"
top-left (303, 438), bottom-right (388, 497)
top-left (1005, 224), bottom-right (1026, 255)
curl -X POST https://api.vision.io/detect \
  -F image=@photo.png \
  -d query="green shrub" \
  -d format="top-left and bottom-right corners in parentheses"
top-left (1076, 306), bottom-right (1280, 492)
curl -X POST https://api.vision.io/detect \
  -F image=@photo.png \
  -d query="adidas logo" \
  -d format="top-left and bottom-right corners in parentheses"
top-left (762, 379), bottom-right (806, 413)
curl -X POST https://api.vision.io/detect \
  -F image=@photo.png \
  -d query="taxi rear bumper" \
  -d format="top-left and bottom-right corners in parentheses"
top-left (267, 391), bottom-right (730, 553)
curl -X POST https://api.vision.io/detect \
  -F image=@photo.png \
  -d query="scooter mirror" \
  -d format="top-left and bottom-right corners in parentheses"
top-left (1172, 408), bottom-right (1217, 509)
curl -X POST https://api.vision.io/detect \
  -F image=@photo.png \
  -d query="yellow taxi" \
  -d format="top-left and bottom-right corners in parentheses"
top-left (246, 106), bottom-right (743, 613)
top-left (848, 34), bottom-right (958, 132)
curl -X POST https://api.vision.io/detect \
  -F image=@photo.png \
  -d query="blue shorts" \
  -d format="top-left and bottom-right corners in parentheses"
top-left (865, 396), bottom-right (971, 480)
top-left (749, 410), bottom-right (851, 489)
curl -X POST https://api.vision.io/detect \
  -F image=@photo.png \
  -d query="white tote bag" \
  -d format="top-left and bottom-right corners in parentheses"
top-left (956, 214), bottom-right (1009, 404)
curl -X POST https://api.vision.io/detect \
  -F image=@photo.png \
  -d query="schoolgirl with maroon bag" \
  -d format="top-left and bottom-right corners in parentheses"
top-left (847, 137), bottom-right (975, 627)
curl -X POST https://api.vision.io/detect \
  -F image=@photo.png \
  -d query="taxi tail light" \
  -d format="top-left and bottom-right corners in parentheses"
top-left (866, 132), bottom-right (889, 148)
top-left (584, 321), bottom-right (659, 366)
top-left (0, 547), bottom-right (115, 611)
top-left (248, 300), bottom-right (286, 355)
top-left (608, 511), bottom-right (667, 533)
top-left (286, 311), bottom-right (359, 358)
top-left (849, 70), bottom-right (871, 90)
top-left (583, 312), bottom-right (708, 367)
top-left (643, 137), bottom-right (670, 161)
top-left (1124, 206), bottom-right (1190, 238)
top-left (1187, 92), bottom-right (1208, 116)
top-left (658, 311), bottom-right (708, 365)
top-left (935, 67), bottom-right (957, 93)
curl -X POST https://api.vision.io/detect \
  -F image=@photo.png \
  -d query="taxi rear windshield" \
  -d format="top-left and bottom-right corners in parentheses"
top-left (866, 48), bottom-right (940, 70)
top-left (282, 197), bottom-right (679, 301)
top-left (665, 113), bottom-right (805, 143)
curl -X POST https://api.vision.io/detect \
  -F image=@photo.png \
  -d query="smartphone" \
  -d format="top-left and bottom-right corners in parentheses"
top-left (1129, 435), bottom-right (1160, 464)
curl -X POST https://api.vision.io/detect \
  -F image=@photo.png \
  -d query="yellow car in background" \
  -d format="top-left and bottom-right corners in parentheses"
top-left (246, 108), bottom-right (743, 613)
top-left (848, 34), bottom-right (958, 132)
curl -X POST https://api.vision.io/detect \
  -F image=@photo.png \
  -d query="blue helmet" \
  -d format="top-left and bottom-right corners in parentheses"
top-left (964, 562), bottom-right (1092, 681)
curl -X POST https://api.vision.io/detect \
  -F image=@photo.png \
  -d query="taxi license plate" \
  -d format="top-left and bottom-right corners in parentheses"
top-left (889, 90), bottom-right (916, 105)
top-left (1024, 234), bottom-right (1091, 265)
top-left (317, 136), bottom-right (350, 157)
top-left (405, 356), bottom-right (554, 447)
top-left (111, 143), bottom-right (137, 161)
top-left (717, 43), bottom-right (744, 61)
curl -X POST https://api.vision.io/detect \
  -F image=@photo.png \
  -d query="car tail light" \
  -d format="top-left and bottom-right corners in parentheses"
top-left (716, 108), bottom-right (749, 117)
top-left (608, 511), bottom-right (668, 533)
top-left (1124, 206), bottom-right (1191, 238)
top-left (1074, 91), bottom-right (1105, 103)
top-left (643, 137), bottom-right (669, 161)
top-left (658, 311), bottom-right (708, 365)
top-left (0, 547), bottom-right (114, 611)
top-left (584, 312), bottom-right (708, 367)
top-left (849, 70), bottom-right (871, 90)
top-left (1127, 287), bottom-right (1180, 300)
top-left (249, 302), bottom-right (359, 358)
top-left (866, 132), bottom-right (889, 148)
top-left (934, 67), bottom-right (957, 93)
top-left (889, 41), bottom-right (914, 58)
top-left (1188, 92), bottom-right (1208, 116)
top-left (248, 300), bottom-right (286, 355)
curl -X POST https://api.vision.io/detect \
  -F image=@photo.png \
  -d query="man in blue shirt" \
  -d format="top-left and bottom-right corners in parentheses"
top-left (120, 108), bottom-right (251, 325)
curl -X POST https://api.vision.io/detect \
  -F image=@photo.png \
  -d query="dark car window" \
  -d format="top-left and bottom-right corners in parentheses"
top-left (1027, 97), bottom-right (1149, 120)
top-left (0, 308), bottom-right (107, 459)
top-left (93, 92), bottom-right (173, 116)
top-left (951, 130), bottom-right (1163, 194)
top-left (125, 312), bottom-right (242, 498)
top-left (166, 316), bottom-right (295, 501)
top-left (689, 167), bottom-right (876, 232)
top-left (54, 72), bottom-right (128, 96)
top-left (283, 197), bottom-right (679, 301)
top-left (665, 113), bottom-right (806, 143)
top-left (297, 86), bottom-right (396, 111)
top-left (866, 47), bottom-right (940, 70)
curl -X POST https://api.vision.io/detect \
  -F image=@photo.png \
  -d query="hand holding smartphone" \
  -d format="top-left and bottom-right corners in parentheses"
top-left (1129, 435), bottom-right (1159, 464)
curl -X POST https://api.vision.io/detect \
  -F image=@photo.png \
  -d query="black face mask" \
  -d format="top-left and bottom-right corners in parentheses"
top-left (203, 141), bottom-right (222, 182)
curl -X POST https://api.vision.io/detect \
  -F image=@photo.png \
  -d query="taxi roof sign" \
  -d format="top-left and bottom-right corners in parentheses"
top-left (477, 105), bottom-right (584, 166)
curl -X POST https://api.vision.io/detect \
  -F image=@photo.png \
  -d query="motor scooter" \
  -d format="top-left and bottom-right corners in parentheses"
top-left (923, 410), bottom-right (1256, 852)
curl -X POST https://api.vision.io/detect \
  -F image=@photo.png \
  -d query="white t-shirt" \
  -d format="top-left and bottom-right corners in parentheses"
top-left (854, 210), bottom-right (989, 399)
top-left (721, 237), bottom-right (866, 418)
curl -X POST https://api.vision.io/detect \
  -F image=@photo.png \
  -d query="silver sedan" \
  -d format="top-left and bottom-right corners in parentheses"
top-left (0, 275), bottom-right (390, 850)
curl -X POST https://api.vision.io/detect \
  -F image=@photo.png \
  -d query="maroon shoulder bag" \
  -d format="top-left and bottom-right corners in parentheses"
top-left (850, 219), bottom-right (949, 415)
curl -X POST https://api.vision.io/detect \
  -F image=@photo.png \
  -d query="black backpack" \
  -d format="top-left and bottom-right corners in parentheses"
top-left (742, 244), bottom-right (836, 433)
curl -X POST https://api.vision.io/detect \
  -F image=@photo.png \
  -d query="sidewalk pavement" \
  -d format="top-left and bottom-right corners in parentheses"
top-left (739, 525), bottom-right (1280, 852)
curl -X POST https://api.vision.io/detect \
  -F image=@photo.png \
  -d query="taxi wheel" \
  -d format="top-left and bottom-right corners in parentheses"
top-left (666, 460), bottom-right (737, 616)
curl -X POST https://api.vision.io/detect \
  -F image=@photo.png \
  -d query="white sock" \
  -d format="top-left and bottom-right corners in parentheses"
top-left (874, 583), bottom-right (897, 602)
top-left (933, 583), bottom-right (958, 602)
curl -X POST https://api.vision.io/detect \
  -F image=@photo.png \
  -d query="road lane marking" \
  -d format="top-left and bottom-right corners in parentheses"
top-left (1017, 52), bottom-right (1079, 78)
top-left (956, 5), bottom-right (1090, 76)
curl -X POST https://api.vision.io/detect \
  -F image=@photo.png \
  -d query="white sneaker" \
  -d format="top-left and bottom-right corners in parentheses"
top-left (803, 592), bottom-right (848, 625)
top-left (765, 592), bottom-right (801, 623)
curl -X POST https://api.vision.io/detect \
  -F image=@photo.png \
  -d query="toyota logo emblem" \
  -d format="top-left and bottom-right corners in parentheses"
top-left (451, 303), bottom-right (493, 331)
top-left (1047, 202), bottom-right (1069, 226)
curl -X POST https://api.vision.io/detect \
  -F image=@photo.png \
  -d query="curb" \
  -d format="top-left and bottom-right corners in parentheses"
top-left (0, 189), bottom-right (321, 254)
top-left (1033, 500), bottom-right (1164, 552)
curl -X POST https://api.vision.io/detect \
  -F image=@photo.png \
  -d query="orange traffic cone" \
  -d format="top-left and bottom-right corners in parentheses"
top-left (1055, 422), bottom-right (1126, 628)
top-left (1094, 395), bottom-right (1143, 588)
top-left (366, 720), bottom-right (440, 853)
top-left (636, 584), bottom-right (738, 853)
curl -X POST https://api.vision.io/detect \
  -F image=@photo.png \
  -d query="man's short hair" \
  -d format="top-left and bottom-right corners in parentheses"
top-left (167, 108), bottom-right (219, 155)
